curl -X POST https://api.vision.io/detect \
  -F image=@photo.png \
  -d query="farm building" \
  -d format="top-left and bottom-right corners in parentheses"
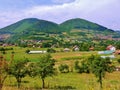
top-left (64, 48), bottom-right (70, 52)
top-left (115, 66), bottom-right (120, 71)
top-left (29, 51), bottom-right (47, 54)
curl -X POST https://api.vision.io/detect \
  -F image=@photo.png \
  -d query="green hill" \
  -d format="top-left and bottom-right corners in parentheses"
top-left (0, 18), bottom-right (119, 43)
top-left (0, 18), bottom-right (60, 34)
top-left (60, 18), bottom-right (112, 32)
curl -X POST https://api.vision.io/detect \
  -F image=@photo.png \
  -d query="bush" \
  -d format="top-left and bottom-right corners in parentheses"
top-left (0, 47), bottom-right (13, 51)
top-left (25, 49), bottom-right (30, 53)
top-left (117, 59), bottom-right (120, 63)
top-left (58, 64), bottom-right (69, 73)
top-left (47, 48), bottom-right (56, 53)
top-left (11, 51), bottom-right (15, 54)
top-left (2, 51), bottom-right (6, 54)
top-left (74, 61), bottom-right (80, 73)
top-left (74, 60), bottom-right (90, 73)
top-left (0, 47), bottom-right (5, 51)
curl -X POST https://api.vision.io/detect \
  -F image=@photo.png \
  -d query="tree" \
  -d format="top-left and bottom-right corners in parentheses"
top-left (87, 55), bottom-right (115, 88)
top-left (0, 56), bottom-right (8, 90)
top-left (0, 53), bottom-right (14, 90)
top-left (28, 54), bottom-right (56, 88)
top-left (8, 59), bottom-right (29, 88)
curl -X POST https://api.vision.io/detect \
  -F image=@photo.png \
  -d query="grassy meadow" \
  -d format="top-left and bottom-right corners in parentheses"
top-left (1, 46), bottom-right (120, 90)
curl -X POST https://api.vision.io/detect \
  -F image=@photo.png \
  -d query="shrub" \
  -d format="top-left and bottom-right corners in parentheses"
top-left (47, 48), bottom-right (56, 53)
top-left (25, 49), bottom-right (30, 54)
top-left (74, 60), bottom-right (90, 73)
top-left (2, 51), bottom-right (6, 54)
top-left (117, 59), bottom-right (120, 63)
top-left (0, 47), bottom-right (5, 51)
top-left (74, 61), bottom-right (80, 73)
top-left (58, 64), bottom-right (69, 73)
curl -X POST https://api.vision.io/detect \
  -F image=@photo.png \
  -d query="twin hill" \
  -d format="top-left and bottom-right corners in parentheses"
top-left (0, 18), bottom-right (119, 42)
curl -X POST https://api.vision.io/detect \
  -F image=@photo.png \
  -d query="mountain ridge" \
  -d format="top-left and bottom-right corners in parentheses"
top-left (0, 18), bottom-right (118, 42)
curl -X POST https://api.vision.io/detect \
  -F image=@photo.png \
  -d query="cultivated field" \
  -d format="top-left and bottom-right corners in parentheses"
top-left (1, 46), bottom-right (120, 90)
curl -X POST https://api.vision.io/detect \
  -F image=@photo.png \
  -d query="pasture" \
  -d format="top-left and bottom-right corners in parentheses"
top-left (1, 46), bottom-right (120, 90)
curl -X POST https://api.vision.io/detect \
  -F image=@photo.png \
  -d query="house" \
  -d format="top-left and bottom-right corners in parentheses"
top-left (73, 45), bottom-right (79, 51)
top-left (115, 50), bottom-right (120, 55)
top-left (64, 48), bottom-right (70, 52)
top-left (89, 46), bottom-right (94, 51)
top-left (98, 45), bottom-right (116, 54)
top-left (115, 66), bottom-right (120, 71)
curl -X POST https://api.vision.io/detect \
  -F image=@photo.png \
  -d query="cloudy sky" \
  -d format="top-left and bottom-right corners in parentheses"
top-left (0, 0), bottom-right (120, 30)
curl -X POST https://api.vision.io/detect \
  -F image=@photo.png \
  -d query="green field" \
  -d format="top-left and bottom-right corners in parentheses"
top-left (1, 46), bottom-right (120, 90)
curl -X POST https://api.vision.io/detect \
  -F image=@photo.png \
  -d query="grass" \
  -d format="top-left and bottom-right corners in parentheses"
top-left (1, 46), bottom-right (120, 90)
top-left (3, 72), bottom-right (120, 90)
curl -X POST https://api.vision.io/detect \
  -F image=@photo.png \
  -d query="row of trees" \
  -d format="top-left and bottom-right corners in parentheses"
top-left (58, 55), bottom-right (115, 88)
top-left (0, 54), bottom-right (116, 89)
top-left (0, 54), bottom-right (55, 90)
top-left (74, 55), bottom-right (115, 88)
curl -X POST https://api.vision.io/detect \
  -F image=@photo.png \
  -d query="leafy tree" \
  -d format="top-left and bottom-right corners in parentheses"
top-left (58, 64), bottom-right (69, 73)
top-left (87, 55), bottom-right (115, 88)
top-left (8, 59), bottom-right (29, 88)
top-left (28, 54), bottom-right (56, 88)
top-left (0, 56), bottom-right (8, 90)
top-left (0, 54), bottom-right (14, 90)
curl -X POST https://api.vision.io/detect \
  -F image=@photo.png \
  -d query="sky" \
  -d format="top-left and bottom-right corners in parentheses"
top-left (0, 0), bottom-right (120, 30)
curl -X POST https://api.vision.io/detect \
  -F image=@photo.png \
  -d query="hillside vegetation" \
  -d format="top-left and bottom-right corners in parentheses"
top-left (0, 18), bottom-right (119, 43)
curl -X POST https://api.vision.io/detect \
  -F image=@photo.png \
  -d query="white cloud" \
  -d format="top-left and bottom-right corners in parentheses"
top-left (23, 0), bottom-right (115, 22)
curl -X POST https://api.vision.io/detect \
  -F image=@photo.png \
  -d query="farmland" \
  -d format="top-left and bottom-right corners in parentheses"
top-left (0, 46), bottom-right (120, 90)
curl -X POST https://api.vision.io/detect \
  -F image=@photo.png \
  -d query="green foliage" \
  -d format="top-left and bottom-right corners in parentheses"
top-left (60, 18), bottom-right (108, 32)
top-left (0, 47), bottom-right (13, 51)
top-left (47, 48), bottom-right (56, 53)
top-left (74, 60), bottom-right (90, 73)
top-left (28, 54), bottom-right (56, 88)
top-left (0, 47), bottom-right (5, 51)
top-left (87, 55), bottom-right (115, 88)
top-left (74, 61), bottom-right (81, 73)
top-left (117, 59), bottom-right (120, 63)
top-left (0, 18), bottom-right (118, 44)
top-left (25, 49), bottom-right (30, 54)
top-left (42, 42), bottom-right (52, 48)
top-left (58, 64), bottom-right (69, 73)
top-left (8, 59), bottom-right (29, 88)
top-left (1, 51), bottom-right (6, 54)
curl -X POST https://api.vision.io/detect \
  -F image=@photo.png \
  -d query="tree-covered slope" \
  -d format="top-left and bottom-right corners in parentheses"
top-left (60, 18), bottom-right (111, 32)
top-left (0, 18), bottom-right (61, 34)
top-left (0, 18), bottom-right (118, 43)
